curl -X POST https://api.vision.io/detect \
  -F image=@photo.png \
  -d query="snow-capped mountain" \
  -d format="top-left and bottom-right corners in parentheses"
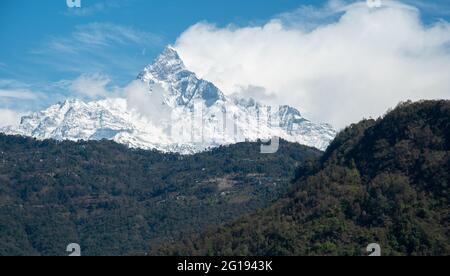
top-left (1, 47), bottom-right (336, 154)
top-left (138, 47), bottom-right (225, 108)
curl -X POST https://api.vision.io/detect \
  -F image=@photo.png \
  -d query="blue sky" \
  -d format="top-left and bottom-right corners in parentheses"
top-left (0, 0), bottom-right (324, 84)
top-left (0, 0), bottom-right (337, 113)
top-left (0, 0), bottom-right (449, 125)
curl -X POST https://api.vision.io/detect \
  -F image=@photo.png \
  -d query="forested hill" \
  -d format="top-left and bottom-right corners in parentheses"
top-left (0, 135), bottom-right (321, 256)
top-left (153, 100), bottom-right (450, 256)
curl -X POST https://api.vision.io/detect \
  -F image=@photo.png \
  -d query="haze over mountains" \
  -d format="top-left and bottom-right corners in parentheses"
top-left (1, 47), bottom-right (336, 154)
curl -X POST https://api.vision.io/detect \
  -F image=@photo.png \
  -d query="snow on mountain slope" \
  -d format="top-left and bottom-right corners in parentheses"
top-left (1, 47), bottom-right (336, 153)
top-left (138, 46), bottom-right (225, 108)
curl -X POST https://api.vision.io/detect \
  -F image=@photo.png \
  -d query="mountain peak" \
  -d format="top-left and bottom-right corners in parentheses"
top-left (155, 46), bottom-right (185, 70)
top-left (161, 46), bottom-right (181, 60)
top-left (138, 46), bottom-right (186, 83)
top-left (137, 46), bottom-right (225, 107)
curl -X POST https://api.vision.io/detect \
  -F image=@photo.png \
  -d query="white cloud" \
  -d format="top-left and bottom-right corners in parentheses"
top-left (36, 22), bottom-right (160, 55)
top-left (230, 85), bottom-right (277, 105)
top-left (70, 23), bottom-right (161, 48)
top-left (31, 23), bottom-right (163, 77)
top-left (60, 75), bottom-right (173, 124)
top-left (174, 0), bottom-right (450, 128)
top-left (125, 80), bottom-right (172, 125)
top-left (0, 89), bottom-right (39, 100)
top-left (0, 79), bottom-right (43, 101)
top-left (0, 109), bottom-right (21, 127)
top-left (66, 73), bottom-right (112, 98)
top-left (401, 0), bottom-right (450, 17)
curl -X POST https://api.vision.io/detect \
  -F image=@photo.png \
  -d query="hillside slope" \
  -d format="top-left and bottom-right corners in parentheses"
top-left (152, 100), bottom-right (450, 256)
top-left (0, 136), bottom-right (320, 256)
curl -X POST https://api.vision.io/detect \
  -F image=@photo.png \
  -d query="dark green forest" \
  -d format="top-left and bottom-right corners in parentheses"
top-left (152, 100), bottom-right (450, 256)
top-left (0, 135), bottom-right (320, 256)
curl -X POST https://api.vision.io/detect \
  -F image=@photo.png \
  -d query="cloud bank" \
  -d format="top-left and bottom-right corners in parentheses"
top-left (0, 109), bottom-right (21, 128)
top-left (174, 0), bottom-right (450, 128)
top-left (0, 79), bottom-right (47, 115)
top-left (125, 80), bottom-right (172, 125)
top-left (60, 73), bottom-right (112, 98)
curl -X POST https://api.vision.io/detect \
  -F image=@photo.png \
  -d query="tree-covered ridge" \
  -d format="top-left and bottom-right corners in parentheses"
top-left (153, 100), bottom-right (450, 256)
top-left (0, 135), bottom-right (320, 256)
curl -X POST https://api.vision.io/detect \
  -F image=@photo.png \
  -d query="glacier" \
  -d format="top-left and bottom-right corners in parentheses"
top-left (1, 47), bottom-right (336, 154)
